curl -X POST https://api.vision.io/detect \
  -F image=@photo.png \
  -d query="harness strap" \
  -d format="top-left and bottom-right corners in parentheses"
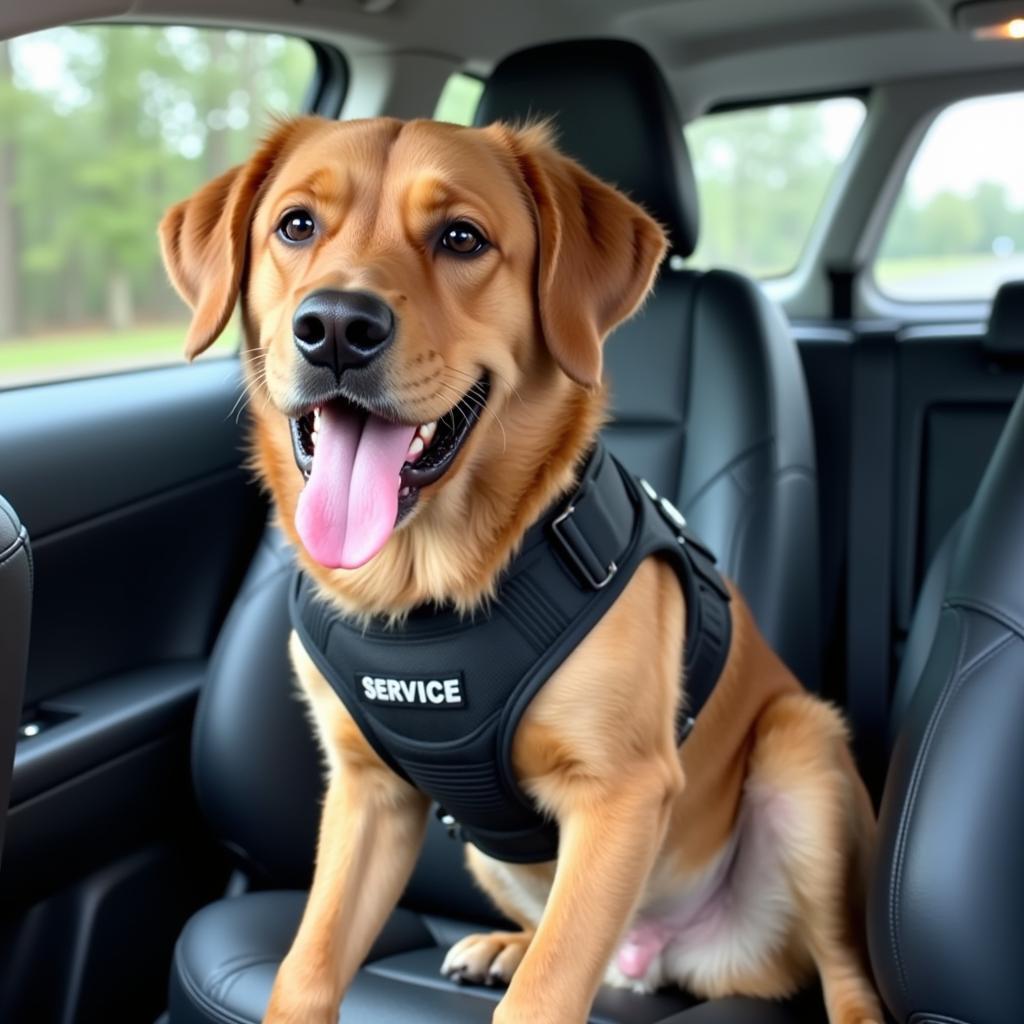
top-left (290, 442), bottom-right (733, 863)
top-left (546, 446), bottom-right (633, 590)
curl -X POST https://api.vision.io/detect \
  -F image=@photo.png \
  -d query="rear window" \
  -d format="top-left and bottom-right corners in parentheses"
top-left (0, 26), bottom-right (315, 389)
top-left (685, 96), bottom-right (866, 279)
top-left (873, 92), bottom-right (1024, 303)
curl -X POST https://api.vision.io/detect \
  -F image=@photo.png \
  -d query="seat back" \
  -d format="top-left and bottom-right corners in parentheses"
top-left (869, 293), bottom-right (1024, 1023)
top-left (475, 40), bottom-right (820, 685)
top-left (191, 40), bottom-right (821, 905)
top-left (0, 495), bottom-right (31, 865)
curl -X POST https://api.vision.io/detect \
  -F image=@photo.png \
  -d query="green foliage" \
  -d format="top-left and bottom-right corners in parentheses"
top-left (0, 26), bottom-right (313, 338)
top-left (685, 100), bottom-right (863, 279)
top-left (880, 180), bottom-right (1024, 259)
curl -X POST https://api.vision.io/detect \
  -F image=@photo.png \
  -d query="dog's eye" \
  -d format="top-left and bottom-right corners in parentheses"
top-left (277, 209), bottom-right (316, 244)
top-left (440, 221), bottom-right (488, 256)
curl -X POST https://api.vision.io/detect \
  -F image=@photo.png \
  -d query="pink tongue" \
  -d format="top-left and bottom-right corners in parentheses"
top-left (295, 404), bottom-right (417, 570)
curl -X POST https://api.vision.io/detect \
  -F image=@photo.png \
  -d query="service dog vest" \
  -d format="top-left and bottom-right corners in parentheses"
top-left (290, 443), bottom-right (731, 863)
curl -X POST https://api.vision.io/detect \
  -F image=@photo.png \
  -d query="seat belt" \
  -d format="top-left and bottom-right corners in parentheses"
top-left (845, 321), bottom-right (899, 801)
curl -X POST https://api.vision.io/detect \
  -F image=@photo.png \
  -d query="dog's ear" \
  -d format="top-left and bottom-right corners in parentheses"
top-left (501, 123), bottom-right (668, 387)
top-left (159, 118), bottom-right (315, 360)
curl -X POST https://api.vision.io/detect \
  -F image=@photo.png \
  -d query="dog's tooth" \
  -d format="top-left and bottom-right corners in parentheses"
top-left (400, 486), bottom-right (411, 497)
top-left (419, 421), bottom-right (437, 444)
top-left (407, 436), bottom-right (425, 461)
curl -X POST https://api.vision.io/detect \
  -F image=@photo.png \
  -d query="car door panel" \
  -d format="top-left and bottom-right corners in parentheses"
top-left (0, 357), bottom-right (265, 1023)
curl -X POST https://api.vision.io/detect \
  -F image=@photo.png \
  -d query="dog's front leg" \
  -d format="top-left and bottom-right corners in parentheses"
top-left (494, 759), bottom-right (681, 1024)
top-left (264, 765), bottom-right (429, 1024)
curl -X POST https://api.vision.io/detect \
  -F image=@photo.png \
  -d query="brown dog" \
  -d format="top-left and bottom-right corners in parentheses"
top-left (160, 115), bottom-right (882, 1024)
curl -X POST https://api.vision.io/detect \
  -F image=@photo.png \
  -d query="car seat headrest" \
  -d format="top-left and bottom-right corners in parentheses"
top-left (474, 38), bottom-right (699, 257)
top-left (985, 280), bottom-right (1024, 355)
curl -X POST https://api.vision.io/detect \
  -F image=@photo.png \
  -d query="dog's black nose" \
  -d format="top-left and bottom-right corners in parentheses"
top-left (292, 290), bottom-right (395, 376)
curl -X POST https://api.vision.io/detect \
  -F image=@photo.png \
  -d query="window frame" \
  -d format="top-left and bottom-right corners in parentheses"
top-left (684, 88), bottom-right (871, 285)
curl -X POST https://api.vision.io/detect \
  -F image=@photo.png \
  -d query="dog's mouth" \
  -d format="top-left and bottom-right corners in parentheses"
top-left (289, 373), bottom-right (491, 570)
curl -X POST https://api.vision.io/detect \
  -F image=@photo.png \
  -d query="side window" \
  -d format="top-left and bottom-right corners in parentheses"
top-left (434, 72), bottom-right (484, 126)
top-left (685, 97), bottom-right (866, 279)
top-left (873, 92), bottom-right (1024, 302)
top-left (0, 26), bottom-right (316, 389)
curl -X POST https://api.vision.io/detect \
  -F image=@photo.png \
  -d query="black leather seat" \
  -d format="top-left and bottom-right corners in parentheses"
top-left (168, 39), bottom-right (826, 1024)
top-left (869, 288), bottom-right (1024, 1024)
top-left (0, 495), bottom-right (31, 865)
top-left (474, 39), bottom-right (820, 686)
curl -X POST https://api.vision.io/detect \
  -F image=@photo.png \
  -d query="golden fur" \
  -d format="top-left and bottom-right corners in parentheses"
top-left (160, 115), bottom-right (882, 1024)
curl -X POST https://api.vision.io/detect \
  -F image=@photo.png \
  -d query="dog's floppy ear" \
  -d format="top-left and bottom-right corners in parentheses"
top-left (502, 123), bottom-right (668, 387)
top-left (159, 117), bottom-right (315, 360)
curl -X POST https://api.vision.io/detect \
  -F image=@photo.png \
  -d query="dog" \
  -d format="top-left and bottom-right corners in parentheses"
top-left (160, 115), bottom-right (882, 1024)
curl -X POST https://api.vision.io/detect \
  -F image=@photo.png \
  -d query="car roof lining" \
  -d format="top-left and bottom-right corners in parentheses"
top-left (7, 0), bottom-right (1024, 119)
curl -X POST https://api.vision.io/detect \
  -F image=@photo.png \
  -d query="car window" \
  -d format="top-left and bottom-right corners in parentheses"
top-left (685, 96), bottom-right (866, 279)
top-left (434, 72), bottom-right (484, 126)
top-left (873, 92), bottom-right (1024, 303)
top-left (0, 26), bottom-right (315, 389)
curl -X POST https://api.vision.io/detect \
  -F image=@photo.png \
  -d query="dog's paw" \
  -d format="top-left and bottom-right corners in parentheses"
top-left (441, 930), bottom-right (533, 987)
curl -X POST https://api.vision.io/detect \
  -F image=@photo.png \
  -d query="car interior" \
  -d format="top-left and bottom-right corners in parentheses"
top-left (1, 1), bottom-right (1022, 1022)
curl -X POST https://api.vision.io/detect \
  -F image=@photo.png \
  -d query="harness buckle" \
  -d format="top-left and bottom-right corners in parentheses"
top-left (550, 503), bottom-right (619, 589)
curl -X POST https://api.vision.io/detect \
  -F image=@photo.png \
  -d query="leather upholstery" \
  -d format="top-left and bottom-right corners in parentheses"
top-left (869, 382), bottom-right (1024, 1024)
top-left (170, 38), bottom-right (824, 1024)
top-left (474, 38), bottom-right (699, 257)
top-left (984, 279), bottom-right (1024, 355)
top-left (189, 528), bottom-right (322, 888)
top-left (599, 267), bottom-right (819, 687)
top-left (480, 39), bottom-right (820, 686)
top-left (0, 495), bottom-right (31, 862)
top-left (169, 891), bottom-right (828, 1024)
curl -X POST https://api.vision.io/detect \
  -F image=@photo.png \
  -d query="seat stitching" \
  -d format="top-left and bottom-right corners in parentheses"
top-left (0, 529), bottom-right (28, 566)
top-left (888, 607), bottom-right (968, 998)
top-left (174, 943), bottom-right (259, 1024)
top-left (888, 614), bottom-right (1014, 998)
top-left (207, 953), bottom-right (285, 1004)
top-left (730, 464), bottom-right (816, 585)
top-left (945, 594), bottom-right (1024, 641)
top-left (677, 269), bottom-right (702, 501)
top-left (680, 438), bottom-right (774, 511)
top-left (215, 958), bottom-right (285, 1006)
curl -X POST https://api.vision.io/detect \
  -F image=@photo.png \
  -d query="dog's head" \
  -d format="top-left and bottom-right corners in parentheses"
top-left (160, 116), bottom-right (665, 596)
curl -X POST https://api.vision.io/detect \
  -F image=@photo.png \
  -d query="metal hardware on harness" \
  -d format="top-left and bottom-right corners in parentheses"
top-left (640, 479), bottom-right (688, 538)
top-left (436, 807), bottom-right (461, 840)
top-left (659, 497), bottom-right (687, 533)
top-left (550, 502), bottom-right (619, 589)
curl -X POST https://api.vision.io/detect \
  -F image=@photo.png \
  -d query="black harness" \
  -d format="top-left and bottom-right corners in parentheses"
top-left (290, 443), bottom-right (731, 863)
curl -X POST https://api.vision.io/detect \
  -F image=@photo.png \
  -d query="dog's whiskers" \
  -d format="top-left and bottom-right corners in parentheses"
top-left (443, 363), bottom-right (529, 410)
top-left (435, 376), bottom-right (508, 456)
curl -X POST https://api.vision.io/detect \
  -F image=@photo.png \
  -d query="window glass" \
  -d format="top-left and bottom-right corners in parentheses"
top-left (874, 93), bottom-right (1024, 302)
top-left (0, 26), bottom-right (315, 388)
top-left (434, 72), bottom-right (484, 126)
top-left (685, 97), bottom-right (866, 279)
